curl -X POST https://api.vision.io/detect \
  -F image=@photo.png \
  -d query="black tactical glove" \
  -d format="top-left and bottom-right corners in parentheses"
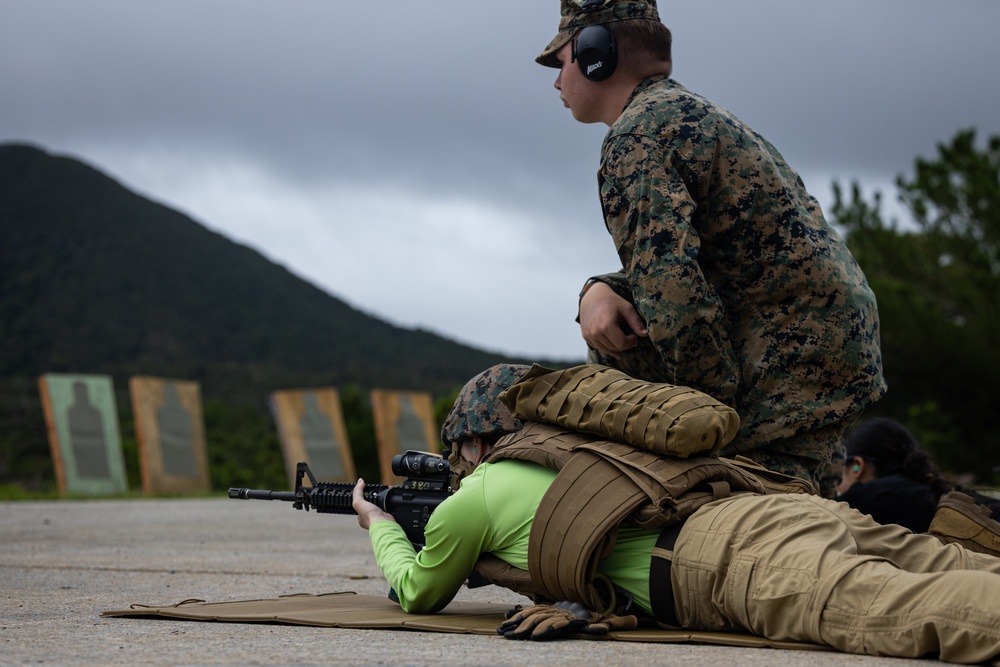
top-left (497, 601), bottom-right (638, 641)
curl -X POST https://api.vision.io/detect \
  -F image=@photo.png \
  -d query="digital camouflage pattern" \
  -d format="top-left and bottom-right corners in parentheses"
top-left (441, 364), bottom-right (532, 489)
top-left (440, 364), bottom-right (532, 449)
top-left (536, 0), bottom-right (660, 68)
top-left (587, 75), bottom-right (886, 493)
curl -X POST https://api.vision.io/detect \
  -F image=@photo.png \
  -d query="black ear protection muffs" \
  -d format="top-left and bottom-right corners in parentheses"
top-left (574, 24), bottom-right (617, 81)
top-left (573, 0), bottom-right (617, 81)
top-left (573, 25), bottom-right (618, 81)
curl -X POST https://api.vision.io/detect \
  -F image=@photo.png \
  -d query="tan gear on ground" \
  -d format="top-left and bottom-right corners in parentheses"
top-left (478, 421), bottom-right (812, 611)
top-left (929, 491), bottom-right (1000, 557)
top-left (499, 364), bottom-right (740, 458)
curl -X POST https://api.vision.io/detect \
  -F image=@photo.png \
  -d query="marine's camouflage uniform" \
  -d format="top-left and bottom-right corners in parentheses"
top-left (586, 75), bottom-right (886, 493)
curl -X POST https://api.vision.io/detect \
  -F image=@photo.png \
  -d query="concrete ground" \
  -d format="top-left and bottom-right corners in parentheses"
top-left (2, 496), bottom-right (942, 667)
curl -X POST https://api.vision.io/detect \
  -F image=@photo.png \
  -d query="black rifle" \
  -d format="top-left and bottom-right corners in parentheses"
top-left (228, 451), bottom-right (451, 550)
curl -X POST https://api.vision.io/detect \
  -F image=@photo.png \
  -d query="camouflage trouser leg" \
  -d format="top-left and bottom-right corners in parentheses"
top-left (588, 344), bottom-right (849, 498)
top-left (736, 426), bottom-right (847, 498)
top-left (586, 340), bottom-right (678, 386)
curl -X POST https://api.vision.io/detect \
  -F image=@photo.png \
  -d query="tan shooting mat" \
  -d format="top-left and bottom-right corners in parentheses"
top-left (102, 591), bottom-right (826, 651)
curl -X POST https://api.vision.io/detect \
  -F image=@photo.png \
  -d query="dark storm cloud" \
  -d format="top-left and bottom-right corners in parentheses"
top-left (3, 0), bottom-right (999, 357)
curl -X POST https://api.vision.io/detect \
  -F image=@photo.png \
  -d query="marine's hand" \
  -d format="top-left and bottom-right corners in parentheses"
top-left (352, 478), bottom-right (393, 529)
top-left (497, 601), bottom-right (638, 640)
top-left (579, 282), bottom-right (648, 359)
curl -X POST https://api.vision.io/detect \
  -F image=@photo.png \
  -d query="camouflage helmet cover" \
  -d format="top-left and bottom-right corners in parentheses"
top-left (440, 364), bottom-right (532, 449)
top-left (536, 0), bottom-right (661, 69)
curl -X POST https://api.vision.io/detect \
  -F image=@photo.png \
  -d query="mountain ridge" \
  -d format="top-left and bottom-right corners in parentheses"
top-left (0, 142), bottom-right (569, 400)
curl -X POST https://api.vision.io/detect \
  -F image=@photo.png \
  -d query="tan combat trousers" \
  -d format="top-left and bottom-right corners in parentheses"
top-left (670, 493), bottom-right (1000, 663)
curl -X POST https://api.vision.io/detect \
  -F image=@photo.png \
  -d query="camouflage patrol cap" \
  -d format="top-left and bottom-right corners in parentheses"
top-left (440, 364), bottom-right (531, 449)
top-left (536, 0), bottom-right (661, 68)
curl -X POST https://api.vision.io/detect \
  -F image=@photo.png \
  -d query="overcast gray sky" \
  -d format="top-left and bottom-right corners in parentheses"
top-left (3, 1), bottom-right (999, 360)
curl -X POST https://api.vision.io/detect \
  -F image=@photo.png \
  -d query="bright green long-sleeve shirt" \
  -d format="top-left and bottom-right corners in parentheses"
top-left (368, 459), bottom-right (659, 614)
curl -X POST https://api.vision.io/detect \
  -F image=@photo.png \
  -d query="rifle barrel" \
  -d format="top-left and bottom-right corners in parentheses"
top-left (228, 488), bottom-right (298, 502)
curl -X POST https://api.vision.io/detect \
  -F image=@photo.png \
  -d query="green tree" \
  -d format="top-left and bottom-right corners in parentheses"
top-left (832, 130), bottom-right (1000, 483)
top-left (340, 385), bottom-right (377, 482)
top-left (434, 388), bottom-right (462, 449)
top-left (204, 400), bottom-right (285, 490)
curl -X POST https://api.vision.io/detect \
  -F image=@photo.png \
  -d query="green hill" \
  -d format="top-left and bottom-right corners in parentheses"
top-left (0, 142), bottom-right (574, 492)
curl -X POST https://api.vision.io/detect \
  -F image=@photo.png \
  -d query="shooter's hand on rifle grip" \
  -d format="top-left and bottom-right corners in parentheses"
top-left (352, 479), bottom-right (394, 529)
